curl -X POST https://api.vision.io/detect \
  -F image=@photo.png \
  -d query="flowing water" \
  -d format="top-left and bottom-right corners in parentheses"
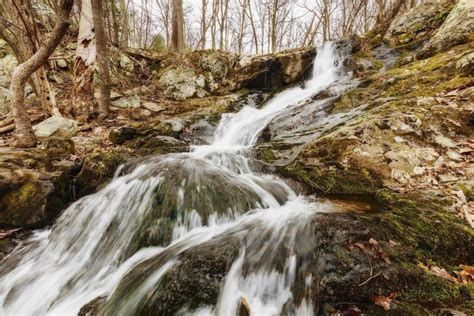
top-left (0, 42), bottom-right (352, 315)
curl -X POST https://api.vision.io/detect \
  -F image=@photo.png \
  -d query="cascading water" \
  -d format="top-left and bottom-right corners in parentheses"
top-left (0, 42), bottom-right (350, 315)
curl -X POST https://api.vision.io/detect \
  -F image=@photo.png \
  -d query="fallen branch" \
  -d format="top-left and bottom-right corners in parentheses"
top-left (0, 113), bottom-right (47, 134)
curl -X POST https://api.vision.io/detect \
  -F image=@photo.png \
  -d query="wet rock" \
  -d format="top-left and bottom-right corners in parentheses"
top-left (226, 47), bottom-right (316, 91)
top-left (130, 135), bottom-right (188, 156)
top-left (77, 296), bottom-right (106, 316)
top-left (103, 238), bottom-right (241, 315)
top-left (108, 126), bottom-right (138, 145)
top-left (33, 117), bottom-right (78, 138)
top-left (147, 240), bottom-right (240, 314)
top-left (75, 150), bottom-right (126, 197)
top-left (124, 155), bottom-right (261, 249)
top-left (420, 0), bottom-right (474, 57)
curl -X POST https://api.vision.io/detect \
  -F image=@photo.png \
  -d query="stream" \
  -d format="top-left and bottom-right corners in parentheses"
top-left (0, 42), bottom-right (354, 315)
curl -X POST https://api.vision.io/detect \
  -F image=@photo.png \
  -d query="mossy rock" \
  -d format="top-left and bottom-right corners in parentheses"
top-left (306, 193), bottom-right (473, 314)
top-left (124, 155), bottom-right (262, 252)
top-left (0, 171), bottom-right (70, 228)
top-left (75, 150), bottom-right (126, 197)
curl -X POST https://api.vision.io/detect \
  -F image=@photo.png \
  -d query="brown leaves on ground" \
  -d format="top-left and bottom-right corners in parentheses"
top-left (371, 292), bottom-right (397, 311)
top-left (457, 265), bottom-right (474, 284)
top-left (420, 263), bottom-right (474, 284)
top-left (348, 238), bottom-right (391, 264)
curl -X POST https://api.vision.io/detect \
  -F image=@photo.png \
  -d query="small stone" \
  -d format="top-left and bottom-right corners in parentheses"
top-left (142, 101), bottom-right (164, 112)
top-left (447, 150), bottom-right (462, 161)
top-left (434, 135), bottom-right (456, 148)
top-left (111, 95), bottom-right (141, 108)
top-left (413, 166), bottom-right (426, 175)
top-left (56, 59), bottom-right (68, 68)
top-left (139, 109), bottom-right (152, 117)
top-left (391, 169), bottom-right (410, 183)
top-left (109, 126), bottom-right (138, 144)
top-left (93, 127), bottom-right (103, 134)
top-left (437, 174), bottom-right (459, 183)
top-left (34, 117), bottom-right (78, 138)
top-left (394, 136), bottom-right (405, 143)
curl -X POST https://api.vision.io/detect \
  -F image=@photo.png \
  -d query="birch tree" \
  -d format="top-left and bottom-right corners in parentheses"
top-left (72, 0), bottom-right (96, 120)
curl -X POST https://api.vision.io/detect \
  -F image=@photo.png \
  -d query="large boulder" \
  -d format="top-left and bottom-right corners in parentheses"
top-left (158, 66), bottom-right (206, 101)
top-left (225, 47), bottom-right (316, 91)
top-left (75, 149), bottom-right (126, 197)
top-left (385, 1), bottom-right (452, 46)
top-left (33, 117), bottom-right (78, 138)
top-left (0, 148), bottom-right (71, 228)
top-left (420, 0), bottom-right (474, 57)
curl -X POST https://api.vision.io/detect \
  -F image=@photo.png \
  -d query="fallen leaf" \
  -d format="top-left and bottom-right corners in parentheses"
top-left (457, 265), bottom-right (474, 284)
top-left (371, 293), bottom-right (396, 311)
top-left (344, 305), bottom-right (362, 316)
top-left (420, 263), bottom-right (458, 283)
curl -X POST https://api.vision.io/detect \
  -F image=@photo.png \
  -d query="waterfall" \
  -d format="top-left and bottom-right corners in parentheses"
top-left (0, 42), bottom-right (348, 315)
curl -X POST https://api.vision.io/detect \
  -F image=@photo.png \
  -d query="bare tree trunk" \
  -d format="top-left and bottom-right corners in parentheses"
top-left (200, 0), bottom-right (207, 49)
top-left (119, 0), bottom-right (129, 48)
top-left (237, 0), bottom-right (247, 54)
top-left (171, 0), bottom-right (185, 52)
top-left (210, 0), bottom-right (218, 49)
top-left (9, 0), bottom-right (74, 148)
top-left (246, 0), bottom-right (258, 54)
top-left (72, 0), bottom-right (96, 120)
top-left (270, 0), bottom-right (278, 53)
top-left (1, 0), bottom-right (61, 116)
top-left (92, 0), bottom-right (111, 119)
top-left (109, 0), bottom-right (120, 46)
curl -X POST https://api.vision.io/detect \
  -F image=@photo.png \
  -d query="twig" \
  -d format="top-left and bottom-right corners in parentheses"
top-left (358, 270), bottom-right (382, 286)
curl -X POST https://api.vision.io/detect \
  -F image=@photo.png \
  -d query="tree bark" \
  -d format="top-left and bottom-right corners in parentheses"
top-left (200, 0), bottom-right (207, 49)
top-left (72, 0), bottom-right (96, 120)
top-left (171, 0), bottom-right (185, 52)
top-left (9, 0), bottom-right (74, 148)
top-left (119, 0), bottom-right (129, 48)
top-left (92, 0), bottom-right (111, 119)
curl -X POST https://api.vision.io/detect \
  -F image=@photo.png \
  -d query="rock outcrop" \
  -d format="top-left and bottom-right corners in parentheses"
top-left (259, 3), bottom-right (474, 226)
top-left (0, 148), bottom-right (71, 228)
top-left (421, 0), bottom-right (474, 57)
top-left (385, 1), bottom-right (453, 46)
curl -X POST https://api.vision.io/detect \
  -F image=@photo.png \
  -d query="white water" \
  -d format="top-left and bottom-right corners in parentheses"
top-left (0, 42), bottom-right (347, 315)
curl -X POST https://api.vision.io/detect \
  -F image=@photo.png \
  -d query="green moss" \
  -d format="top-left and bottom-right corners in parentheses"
top-left (400, 272), bottom-right (466, 303)
top-left (75, 150), bottom-right (126, 197)
top-left (257, 146), bottom-right (277, 163)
